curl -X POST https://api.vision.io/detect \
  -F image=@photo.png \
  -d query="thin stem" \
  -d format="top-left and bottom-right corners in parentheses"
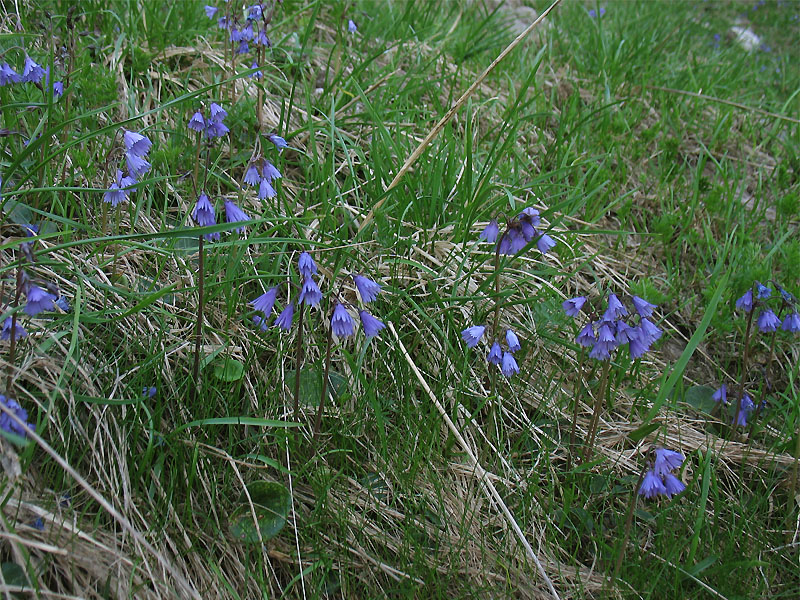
top-left (191, 235), bottom-right (205, 403)
top-left (789, 412), bottom-right (800, 538)
top-left (611, 464), bottom-right (648, 585)
top-left (747, 328), bottom-right (779, 442)
top-left (192, 132), bottom-right (202, 196)
top-left (5, 266), bottom-right (23, 394)
top-left (732, 307), bottom-right (755, 437)
top-left (583, 359), bottom-right (611, 462)
top-left (293, 304), bottom-right (305, 418)
top-left (313, 320), bottom-right (335, 439)
top-left (567, 348), bottom-right (586, 469)
top-left (256, 44), bottom-right (263, 129)
top-left (491, 238), bottom-right (503, 335)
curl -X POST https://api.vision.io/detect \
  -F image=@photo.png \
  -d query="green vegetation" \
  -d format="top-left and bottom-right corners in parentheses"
top-left (0, 0), bottom-right (798, 598)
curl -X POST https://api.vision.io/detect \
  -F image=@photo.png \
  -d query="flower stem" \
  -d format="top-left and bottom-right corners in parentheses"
top-left (313, 320), bottom-right (335, 439)
top-left (789, 413), bottom-right (800, 542)
top-left (747, 327), bottom-right (778, 442)
top-left (567, 348), bottom-right (586, 470)
top-left (293, 304), bottom-right (305, 418)
top-left (732, 307), bottom-right (755, 437)
top-left (191, 235), bottom-right (205, 403)
top-left (611, 463), bottom-right (648, 585)
top-left (5, 266), bottom-right (23, 394)
top-left (583, 359), bottom-right (611, 462)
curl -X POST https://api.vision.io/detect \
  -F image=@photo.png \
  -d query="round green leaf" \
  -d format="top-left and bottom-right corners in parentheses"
top-left (229, 481), bottom-right (291, 544)
top-left (684, 385), bottom-right (717, 415)
top-left (213, 358), bottom-right (245, 382)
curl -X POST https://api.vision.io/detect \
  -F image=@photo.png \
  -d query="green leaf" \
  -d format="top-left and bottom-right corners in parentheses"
top-left (286, 369), bottom-right (346, 407)
top-left (213, 358), bottom-right (245, 382)
top-left (627, 422), bottom-right (660, 443)
top-left (173, 416), bottom-right (301, 434)
top-left (1, 561), bottom-right (29, 588)
top-left (229, 481), bottom-right (291, 544)
top-left (684, 385), bottom-right (717, 415)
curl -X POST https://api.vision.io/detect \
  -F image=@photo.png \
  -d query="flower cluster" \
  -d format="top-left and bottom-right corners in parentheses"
top-left (104, 129), bottom-right (152, 207)
top-left (735, 281), bottom-right (800, 333)
top-left (563, 293), bottom-right (662, 360)
top-left (0, 55), bottom-right (61, 93)
top-left (0, 394), bottom-right (35, 438)
top-left (250, 253), bottom-right (385, 338)
top-left (461, 325), bottom-right (521, 378)
top-left (711, 384), bottom-right (755, 427)
top-left (205, 2), bottom-right (275, 71)
top-left (480, 208), bottom-right (556, 255)
top-left (638, 448), bottom-right (686, 499)
top-left (243, 157), bottom-right (281, 200)
top-left (191, 192), bottom-right (251, 238)
top-left (188, 102), bottom-right (230, 140)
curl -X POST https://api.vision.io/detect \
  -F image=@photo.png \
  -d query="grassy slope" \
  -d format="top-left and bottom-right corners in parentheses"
top-left (0, 0), bottom-right (798, 598)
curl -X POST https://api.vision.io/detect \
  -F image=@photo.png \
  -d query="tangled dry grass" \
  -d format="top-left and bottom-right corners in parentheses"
top-left (1, 2), bottom-right (798, 599)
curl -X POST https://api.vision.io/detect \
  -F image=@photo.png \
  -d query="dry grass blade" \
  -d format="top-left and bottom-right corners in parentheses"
top-left (388, 322), bottom-right (561, 600)
top-left (0, 402), bottom-right (202, 600)
top-left (646, 85), bottom-right (800, 125)
top-left (358, 0), bottom-right (563, 233)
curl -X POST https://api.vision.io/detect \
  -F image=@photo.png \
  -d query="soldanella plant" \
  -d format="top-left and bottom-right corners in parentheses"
top-left (562, 290), bottom-right (662, 462)
top-left (462, 207), bottom-right (557, 380)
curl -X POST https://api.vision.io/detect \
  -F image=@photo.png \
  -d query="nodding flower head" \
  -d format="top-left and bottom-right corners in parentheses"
top-left (757, 309), bottom-right (780, 333)
top-left (354, 275), bottom-right (381, 303)
top-left (782, 311), bottom-right (800, 333)
top-left (562, 296), bottom-right (587, 317)
top-left (251, 286), bottom-right (279, 318)
top-left (638, 470), bottom-right (667, 499)
top-left (755, 283), bottom-right (772, 299)
top-left (258, 178), bottom-right (276, 199)
top-left (0, 395), bottom-right (34, 438)
top-left (487, 342), bottom-right (502, 364)
top-left (536, 233), bottom-right (556, 254)
top-left (268, 134), bottom-right (288, 151)
top-left (298, 252), bottom-right (317, 279)
top-left (261, 160), bottom-right (282, 182)
top-left (632, 295), bottom-right (656, 318)
top-left (1, 318), bottom-right (27, 341)
top-left (209, 103), bottom-right (228, 122)
top-left (188, 111), bottom-right (206, 132)
top-left (204, 5), bottom-right (218, 19)
top-left (104, 169), bottom-right (136, 207)
top-left (480, 219), bottom-right (499, 243)
top-left (0, 62), bottom-right (22, 85)
top-left (223, 200), bottom-right (249, 234)
top-left (123, 130), bottom-right (152, 157)
top-left (244, 163), bottom-right (261, 186)
top-left (576, 323), bottom-right (596, 347)
top-left (461, 325), bottom-right (485, 349)
top-left (125, 152), bottom-right (151, 178)
top-left (348, 19), bottom-right (358, 33)
top-left (275, 303), bottom-right (295, 330)
top-left (299, 277), bottom-right (322, 307)
top-left (712, 384), bottom-right (727, 405)
top-left (505, 329), bottom-right (521, 353)
top-left (192, 193), bottom-right (219, 240)
top-left (501, 351), bottom-right (519, 377)
top-left (24, 285), bottom-right (56, 316)
top-left (603, 293), bottom-right (628, 321)
top-left (331, 303), bottom-right (355, 337)
top-left (359, 310), bottom-right (385, 338)
top-left (653, 448), bottom-right (684, 477)
top-left (735, 289), bottom-right (754, 312)
top-left (638, 447), bottom-right (685, 500)
top-left (22, 55), bottom-right (45, 83)
top-left (735, 394), bottom-right (755, 427)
